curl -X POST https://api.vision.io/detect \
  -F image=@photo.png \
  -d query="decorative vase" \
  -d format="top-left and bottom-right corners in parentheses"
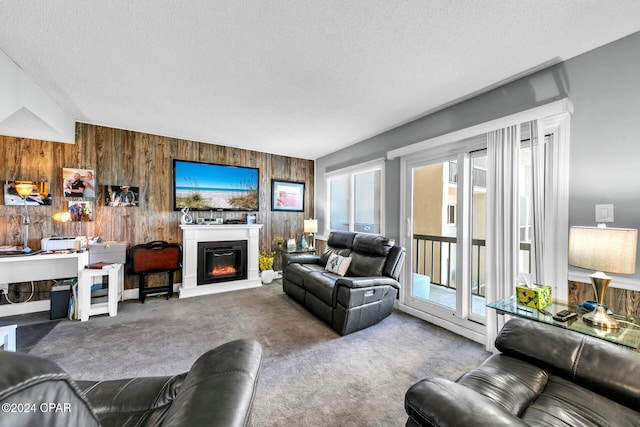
top-left (180, 206), bottom-right (193, 225)
top-left (261, 269), bottom-right (275, 284)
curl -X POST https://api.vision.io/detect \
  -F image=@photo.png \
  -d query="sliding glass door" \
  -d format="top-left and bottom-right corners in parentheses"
top-left (393, 101), bottom-right (572, 346)
top-left (403, 145), bottom-right (488, 335)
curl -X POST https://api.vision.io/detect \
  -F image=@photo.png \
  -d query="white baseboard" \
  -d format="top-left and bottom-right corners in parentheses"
top-left (0, 300), bottom-right (50, 317)
top-left (0, 283), bottom-right (184, 318)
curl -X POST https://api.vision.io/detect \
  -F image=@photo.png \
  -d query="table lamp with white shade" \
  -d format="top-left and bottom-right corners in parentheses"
top-left (303, 219), bottom-right (318, 250)
top-left (568, 226), bottom-right (637, 329)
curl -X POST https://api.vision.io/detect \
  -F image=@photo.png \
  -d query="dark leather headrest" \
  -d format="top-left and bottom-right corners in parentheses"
top-left (327, 231), bottom-right (357, 249)
top-left (352, 234), bottom-right (394, 256)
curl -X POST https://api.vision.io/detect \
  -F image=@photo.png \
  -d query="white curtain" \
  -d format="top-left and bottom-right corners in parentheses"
top-left (485, 125), bottom-right (520, 352)
top-left (530, 119), bottom-right (547, 283)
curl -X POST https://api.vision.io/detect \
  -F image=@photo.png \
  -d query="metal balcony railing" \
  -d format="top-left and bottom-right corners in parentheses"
top-left (412, 234), bottom-right (531, 297)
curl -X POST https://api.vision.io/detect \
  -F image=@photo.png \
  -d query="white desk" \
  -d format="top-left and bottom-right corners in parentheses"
top-left (0, 251), bottom-right (89, 316)
top-left (0, 251), bottom-right (89, 284)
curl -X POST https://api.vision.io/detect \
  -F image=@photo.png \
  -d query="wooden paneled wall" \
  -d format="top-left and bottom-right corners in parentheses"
top-left (568, 280), bottom-right (640, 317)
top-left (0, 123), bottom-right (314, 301)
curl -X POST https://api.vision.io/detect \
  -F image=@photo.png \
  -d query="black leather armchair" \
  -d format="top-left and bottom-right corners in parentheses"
top-left (405, 318), bottom-right (640, 426)
top-left (0, 339), bottom-right (262, 427)
top-left (282, 231), bottom-right (405, 335)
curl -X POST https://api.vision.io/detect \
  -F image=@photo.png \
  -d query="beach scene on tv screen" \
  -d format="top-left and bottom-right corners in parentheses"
top-left (175, 162), bottom-right (258, 211)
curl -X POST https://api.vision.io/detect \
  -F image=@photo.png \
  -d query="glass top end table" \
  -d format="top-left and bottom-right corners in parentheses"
top-left (488, 296), bottom-right (640, 351)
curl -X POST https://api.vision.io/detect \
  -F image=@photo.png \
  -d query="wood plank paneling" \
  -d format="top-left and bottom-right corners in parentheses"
top-left (568, 280), bottom-right (639, 317)
top-left (1, 123), bottom-right (314, 301)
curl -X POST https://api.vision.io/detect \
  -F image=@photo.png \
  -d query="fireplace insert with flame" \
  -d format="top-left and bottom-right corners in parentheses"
top-left (197, 240), bottom-right (247, 285)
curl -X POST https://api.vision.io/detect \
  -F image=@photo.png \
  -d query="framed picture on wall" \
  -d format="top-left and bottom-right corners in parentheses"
top-left (3, 180), bottom-right (52, 205)
top-left (271, 179), bottom-right (304, 212)
top-left (67, 201), bottom-right (94, 222)
top-left (62, 167), bottom-right (95, 198)
top-left (104, 185), bottom-right (139, 206)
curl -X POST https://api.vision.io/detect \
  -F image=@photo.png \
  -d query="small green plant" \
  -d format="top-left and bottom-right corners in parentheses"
top-left (274, 236), bottom-right (285, 246)
top-left (258, 251), bottom-right (275, 271)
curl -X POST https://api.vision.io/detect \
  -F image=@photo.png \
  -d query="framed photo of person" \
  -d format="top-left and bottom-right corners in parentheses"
top-left (67, 201), bottom-right (94, 222)
top-left (104, 185), bottom-right (139, 206)
top-left (271, 179), bottom-right (305, 212)
top-left (62, 168), bottom-right (95, 198)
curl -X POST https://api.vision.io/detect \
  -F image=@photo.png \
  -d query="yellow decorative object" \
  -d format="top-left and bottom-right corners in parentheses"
top-left (258, 251), bottom-right (275, 272)
top-left (516, 284), bottom-right (552, 310)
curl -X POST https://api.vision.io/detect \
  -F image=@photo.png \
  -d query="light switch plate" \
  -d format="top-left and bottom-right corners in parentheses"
top-left (595, 204), bottom-right (614, 223)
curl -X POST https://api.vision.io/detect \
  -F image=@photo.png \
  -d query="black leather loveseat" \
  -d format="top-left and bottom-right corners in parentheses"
top-left (282, 231), bottom-right (405, 335)
top-left (0, 339), bottom-right (262, 427)
top-left (405, 318), bottom-right (640, 426)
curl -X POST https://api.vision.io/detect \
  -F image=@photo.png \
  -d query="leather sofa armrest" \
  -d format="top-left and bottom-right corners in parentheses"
top-left (161, 339), bottom-right (262, 427)
top-left (282, 253), bottom-right (321, 266)
top-left (405, 378), bottom-right (528, 427)
top-left (335, 276), bottom-right (400, 290)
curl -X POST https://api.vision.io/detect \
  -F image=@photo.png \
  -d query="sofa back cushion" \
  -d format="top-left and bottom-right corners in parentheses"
top-left (321, 232), bottom-right (403, 277)
top-left (496, 318), bottom-right (640, 410)
top-left (348, 234), bottom-right (395, 277)
top-left (320, 231), bottom-right (356, 266)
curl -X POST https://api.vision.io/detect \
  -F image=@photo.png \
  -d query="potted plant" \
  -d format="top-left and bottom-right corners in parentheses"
top-left (274, 236), bottom-right (285, 249)
top-left (258, 251), bottom-right (276, 283)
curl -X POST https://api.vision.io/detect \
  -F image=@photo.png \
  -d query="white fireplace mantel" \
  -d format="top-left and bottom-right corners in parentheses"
top-left (179, 224), bottom-right (263, 298)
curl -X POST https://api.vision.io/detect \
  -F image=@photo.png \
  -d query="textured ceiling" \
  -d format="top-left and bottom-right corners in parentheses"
top-left (1, 1), bottom-right (640, 159)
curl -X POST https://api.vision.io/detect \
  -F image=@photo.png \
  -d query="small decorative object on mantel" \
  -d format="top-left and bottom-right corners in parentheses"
top-left (181, 206), bottom-right (193, 225)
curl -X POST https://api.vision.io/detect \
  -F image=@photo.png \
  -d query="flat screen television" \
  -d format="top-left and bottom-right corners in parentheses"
top-left (173, 159), bottom-right (259, 211)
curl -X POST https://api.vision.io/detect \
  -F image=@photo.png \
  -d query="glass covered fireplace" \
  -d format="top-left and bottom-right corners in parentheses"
top-left (197, 240), bottom-right (247, 285)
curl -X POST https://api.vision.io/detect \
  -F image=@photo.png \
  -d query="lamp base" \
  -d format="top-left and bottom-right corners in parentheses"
top-left (582, 272), bottom-right (619, 329)
top-left (582, 305), bottom-right (619, 329)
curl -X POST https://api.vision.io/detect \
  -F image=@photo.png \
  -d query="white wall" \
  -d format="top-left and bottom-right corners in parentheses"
top-left (0, 49), bottom-right (75, 143)
top-left (316, 31), bottom-right (640, 286)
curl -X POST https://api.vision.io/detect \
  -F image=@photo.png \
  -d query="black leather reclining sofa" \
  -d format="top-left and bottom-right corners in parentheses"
top-left (405, 318), bottom-right (640, 426)
top-left (0, 339), bottom-right (262, 427)
top-left (282, 231), bottom-right (405, 335)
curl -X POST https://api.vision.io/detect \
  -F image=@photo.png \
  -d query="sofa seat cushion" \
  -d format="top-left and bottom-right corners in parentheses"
top-left (521, 375), bottom-right (640, 427)
top-left (285, 263), bottom-right (326, 288)
top-left (304, 272), bottom-right (341, 305)
top-left (457, 354), bottom-right (548, 416)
